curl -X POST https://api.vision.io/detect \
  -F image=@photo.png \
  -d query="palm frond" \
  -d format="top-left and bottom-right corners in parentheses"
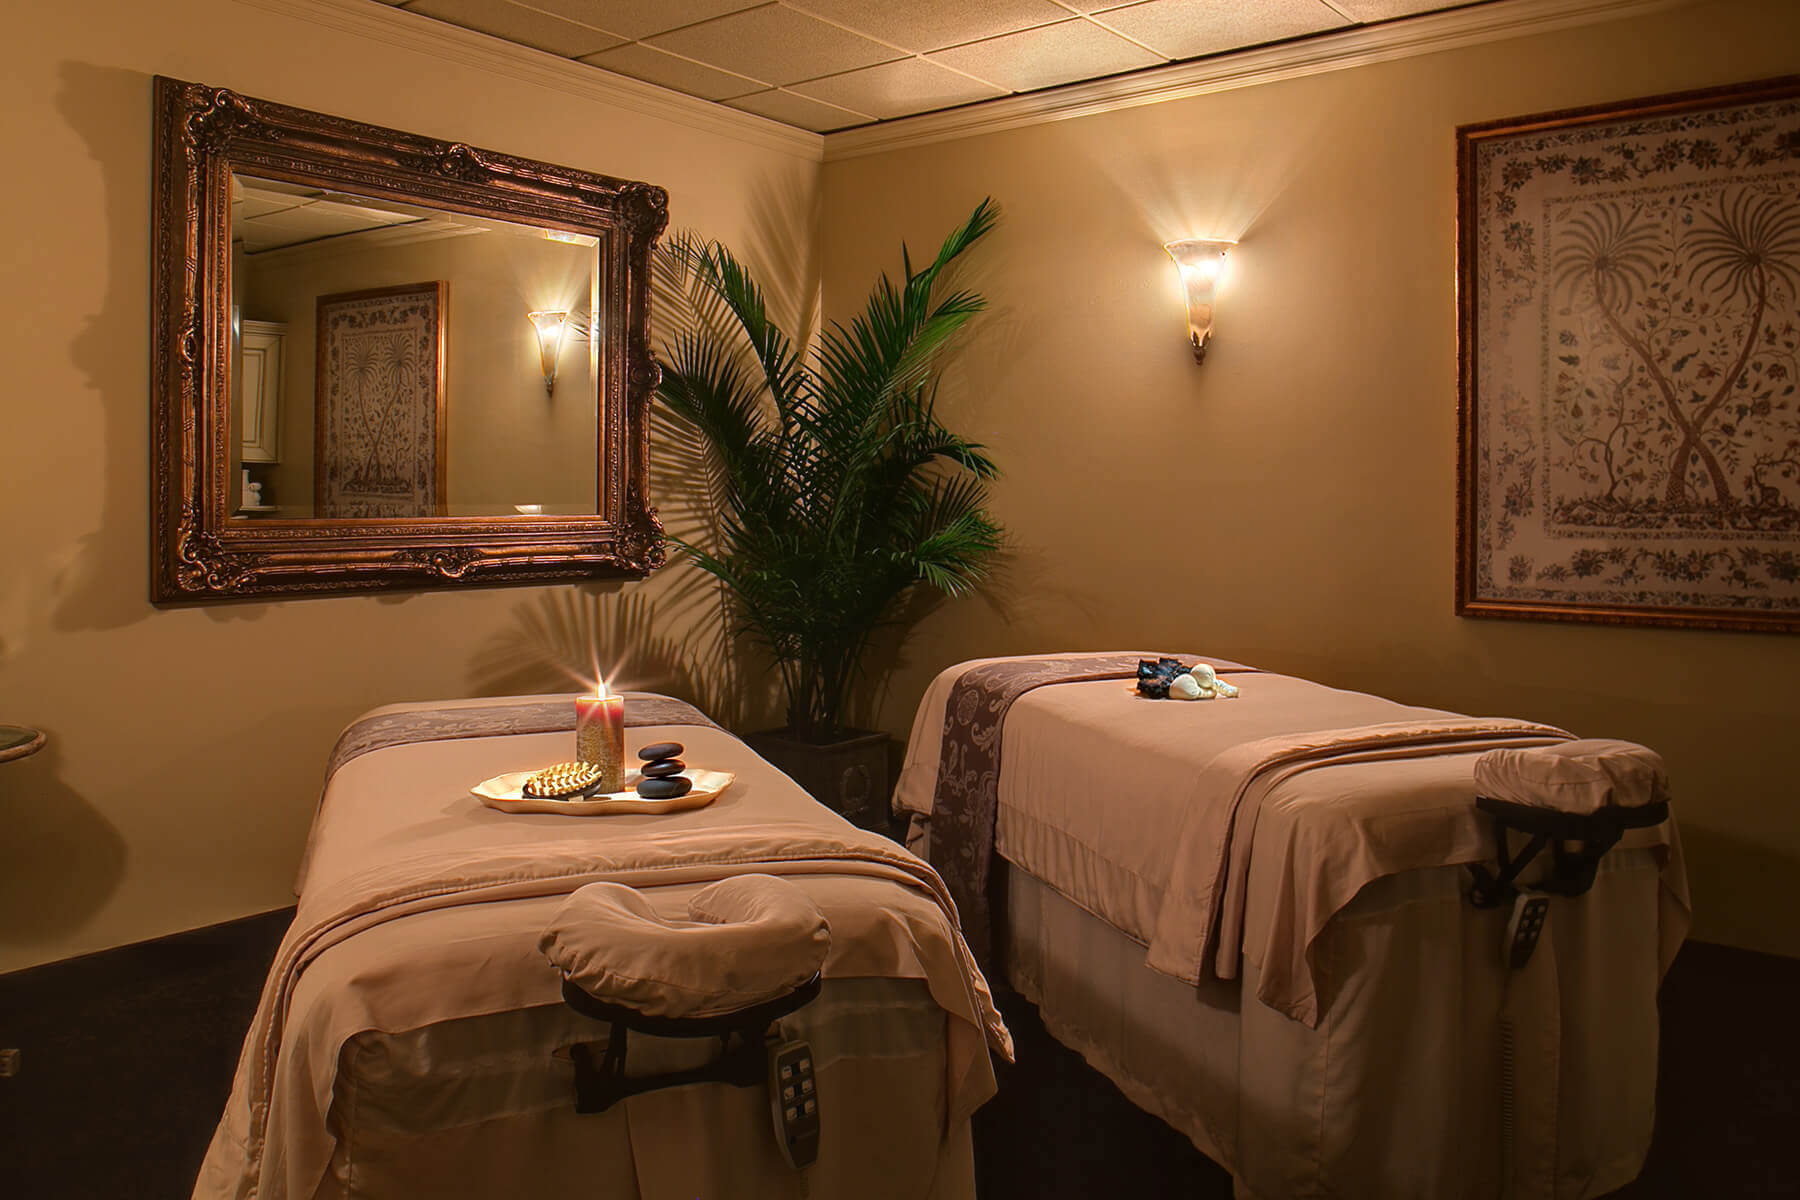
top-left (653, 199), bottom-right (1005, 739)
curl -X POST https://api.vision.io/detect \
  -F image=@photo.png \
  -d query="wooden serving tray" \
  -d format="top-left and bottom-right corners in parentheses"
top-left (471, 767), bottom-right (734, 816)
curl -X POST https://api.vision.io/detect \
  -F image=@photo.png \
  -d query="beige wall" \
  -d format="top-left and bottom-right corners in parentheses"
top-left (0, 0), bottom-right (812, 972)
top-left (6, 0), bottom-right (1798, 974)
top-left (244, 226), bottom-right (599, 516)
top-left (821, 0), bottom-right (1800, 955)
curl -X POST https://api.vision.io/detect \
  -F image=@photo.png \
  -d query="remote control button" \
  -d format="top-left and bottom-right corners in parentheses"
top-left (781, 1064), bottom-right (793, 1079)
top-left (803, 1099), bottom-right (815, 1115)
top-left (783, 1085), bottom-right (795, 1101)
top-left (801, 1078), bottom-right (813, 1094)
top-left (785, 1106), bottom-right (798, 1122)
top-left (798, 1058), bottom-right (811, 1072)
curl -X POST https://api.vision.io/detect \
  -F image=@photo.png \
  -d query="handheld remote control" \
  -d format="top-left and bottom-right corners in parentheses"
top-left (1505, 892), bottom-right (1550, 970)
top-left (768, 1039), bottom-right (820, 1169)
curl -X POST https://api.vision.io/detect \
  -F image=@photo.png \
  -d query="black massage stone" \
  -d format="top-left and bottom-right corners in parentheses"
top-left (1136, 657), bottom-right (1192, 699)
top-left (638, 742), bottom-right (684, 762)
top-left (636, 776), bottom-right (693, 800)
top-left (639, 758), bottom-right (686, 779)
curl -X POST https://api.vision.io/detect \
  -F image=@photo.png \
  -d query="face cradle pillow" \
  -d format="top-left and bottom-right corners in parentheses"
top-left (538, 875), bottom-right (831, 1020)
top-left (1473, 738), bottom-right (1671, 815)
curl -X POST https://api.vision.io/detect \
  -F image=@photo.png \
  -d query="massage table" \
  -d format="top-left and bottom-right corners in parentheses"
top-left (195, 693), bottom-right (1009, 1200)
top-left (894, 653), bottom-right (1689, 1200)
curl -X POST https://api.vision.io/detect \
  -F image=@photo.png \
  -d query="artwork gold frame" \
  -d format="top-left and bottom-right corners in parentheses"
top-left (313, 283), bottom-right (449, 519)
top-left (1456, 76), bottom-right (1800, 633)
top-left (150, 76), bottom-right (667, 602)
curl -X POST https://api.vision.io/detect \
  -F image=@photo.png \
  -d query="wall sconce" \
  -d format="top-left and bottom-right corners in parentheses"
top-left (1163, 239), bottom-right (1235, 364)
top-left (527, 310), bottom-right (572, 396)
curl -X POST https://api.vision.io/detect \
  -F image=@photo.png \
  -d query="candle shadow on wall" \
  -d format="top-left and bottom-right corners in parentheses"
top-left (0, 743), bottom-right (126, 950)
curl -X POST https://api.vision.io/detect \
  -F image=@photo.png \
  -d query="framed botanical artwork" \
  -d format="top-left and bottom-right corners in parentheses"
top-left (315, 282), bottom-right (448, 518)
top-left (1457, 76), bottom-right (1800, 633)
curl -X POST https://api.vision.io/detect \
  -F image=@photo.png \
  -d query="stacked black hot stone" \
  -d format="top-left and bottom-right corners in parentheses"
top-left (635, 741), bottom-right (692, 800)
top-left (1136, 657), bottom-right (1190, 699)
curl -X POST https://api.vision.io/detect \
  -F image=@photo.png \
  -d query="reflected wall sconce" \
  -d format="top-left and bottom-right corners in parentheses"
top-left (1163, 239), bottom-right (1235, 364)
top-left (527, 310), bottom-right (572, 396)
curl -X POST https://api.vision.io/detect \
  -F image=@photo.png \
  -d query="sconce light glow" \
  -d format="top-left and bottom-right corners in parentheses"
top-left (527, 310), bottom-right (572, 396)
top-left (1163, 239), bottom-right (1236, 364)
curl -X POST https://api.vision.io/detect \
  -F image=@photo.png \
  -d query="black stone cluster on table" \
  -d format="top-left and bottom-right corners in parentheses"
top-left (636, 741), bottom-right (691, 799)
top-left (1137, 658), bottom-right (1192, 699)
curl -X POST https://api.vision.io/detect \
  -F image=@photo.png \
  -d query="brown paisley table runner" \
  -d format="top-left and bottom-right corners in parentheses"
top-left (926, 653), bottom-right (1254, 966)
top-left (324, 692), bottom-right (719, 784)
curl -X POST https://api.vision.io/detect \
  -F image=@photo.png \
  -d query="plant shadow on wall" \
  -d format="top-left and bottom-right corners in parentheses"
top-left (469, 175), bottom-right (829, 731)
top-left (653, 199), bottom-right (1008, 746)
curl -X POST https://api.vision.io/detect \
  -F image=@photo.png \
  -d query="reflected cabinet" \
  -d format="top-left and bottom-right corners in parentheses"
top-left (151, 76), bottom-right (669, 601)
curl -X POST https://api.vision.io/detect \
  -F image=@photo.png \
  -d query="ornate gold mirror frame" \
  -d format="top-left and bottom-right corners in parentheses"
top-left (150, 76), bottom-right (667, 602)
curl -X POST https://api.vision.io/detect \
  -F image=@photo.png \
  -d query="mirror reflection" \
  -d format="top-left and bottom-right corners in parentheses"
top-left (227, 172), bottom-right (601, 519)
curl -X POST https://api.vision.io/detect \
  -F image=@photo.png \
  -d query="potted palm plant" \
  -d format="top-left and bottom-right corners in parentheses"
top-left (655, 200), bottom-right (1004, 828)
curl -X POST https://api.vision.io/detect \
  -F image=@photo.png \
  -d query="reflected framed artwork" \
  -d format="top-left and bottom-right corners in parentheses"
top-left (314, 283), bottom-right (448, 518)
top-left (1456, 76), bottom-right (1800, 633)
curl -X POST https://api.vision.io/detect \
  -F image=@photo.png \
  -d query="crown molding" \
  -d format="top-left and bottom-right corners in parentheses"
top-left (822, 0), bottom-right (1703, 161)
top-left (230, 0), bottom-right (824, 162)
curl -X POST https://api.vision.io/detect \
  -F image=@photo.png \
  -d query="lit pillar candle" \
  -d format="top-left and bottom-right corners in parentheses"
top-left (575, 680), bottom-right (625, 793)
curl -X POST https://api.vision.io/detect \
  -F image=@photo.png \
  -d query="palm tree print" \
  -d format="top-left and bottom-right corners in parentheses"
top-left (1549, 186), bottom-right (1800, 524)
top-left (342, 330), bottom-right (421, 494)
top-left (318, 290), bottom-right (441, 518)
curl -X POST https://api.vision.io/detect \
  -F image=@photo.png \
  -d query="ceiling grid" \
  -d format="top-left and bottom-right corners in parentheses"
top-left (382, 0), bottom-right (1491, 131)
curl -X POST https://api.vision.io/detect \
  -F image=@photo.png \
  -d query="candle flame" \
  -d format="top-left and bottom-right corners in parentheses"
top-left (595, 673), bottom-right (610, 700)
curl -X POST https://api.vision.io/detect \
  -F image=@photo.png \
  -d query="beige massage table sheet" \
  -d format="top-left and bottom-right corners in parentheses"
top-left (197, 703), bottom-right (1005, 1200)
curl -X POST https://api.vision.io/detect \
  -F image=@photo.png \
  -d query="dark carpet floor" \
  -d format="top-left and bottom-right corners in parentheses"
top-left (1, 913), bottom-right (1795, 1199)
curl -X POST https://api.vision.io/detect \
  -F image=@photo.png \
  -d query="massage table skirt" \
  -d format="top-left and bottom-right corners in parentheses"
top-left (1001, 850), bottom-right (1663, 1200)
top-left (321, 968), bottom-right (971, 1199)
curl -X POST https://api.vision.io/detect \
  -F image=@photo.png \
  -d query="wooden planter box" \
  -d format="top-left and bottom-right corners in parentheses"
top-left (744, 728), bottom-right (892, 833)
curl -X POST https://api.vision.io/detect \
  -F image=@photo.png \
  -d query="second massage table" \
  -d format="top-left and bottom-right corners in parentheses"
top-left (895, 652), bottom-right (1688, 1200)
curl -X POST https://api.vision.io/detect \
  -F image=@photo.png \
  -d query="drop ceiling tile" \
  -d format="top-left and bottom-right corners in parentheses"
top-left (528, 0), bottom-right (764, 40)
top-left (1092, 0), bottom-right (1347, 60)
top-left (785, 0), bottom-right (1071, 53)
top-left (928, 19), bottom-right (1164, 94)
top-left (401, 0), bottom-right (623, 57)
top-left (790, 57), bottom-right (1007, 120)
top-left (1323, 0), bottom-right (1471, 18)
top-left (648, 5), bottom-right (902, 87)
top-left (727, 88), bottom-right (871, 132)
top-left (581, 42), bottom-right (766, 99)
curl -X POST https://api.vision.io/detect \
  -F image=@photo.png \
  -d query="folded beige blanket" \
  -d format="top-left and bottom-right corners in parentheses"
top-left (540, 876), bottom-right (831, 1019)
top-left (1146, 718), bottom-right (1580, 1015)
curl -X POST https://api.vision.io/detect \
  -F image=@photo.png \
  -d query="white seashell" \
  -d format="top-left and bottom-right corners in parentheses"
top-left (1213, 680), bottom-right (1239, 698)
top-left (1189, 663), bottom-right (1217, 687)
top-left (1169, 673), bottom-right (1203, 700)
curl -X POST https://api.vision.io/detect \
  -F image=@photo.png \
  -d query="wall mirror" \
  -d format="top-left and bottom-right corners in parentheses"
top-left (151, 77), bottom-right (668, 602)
